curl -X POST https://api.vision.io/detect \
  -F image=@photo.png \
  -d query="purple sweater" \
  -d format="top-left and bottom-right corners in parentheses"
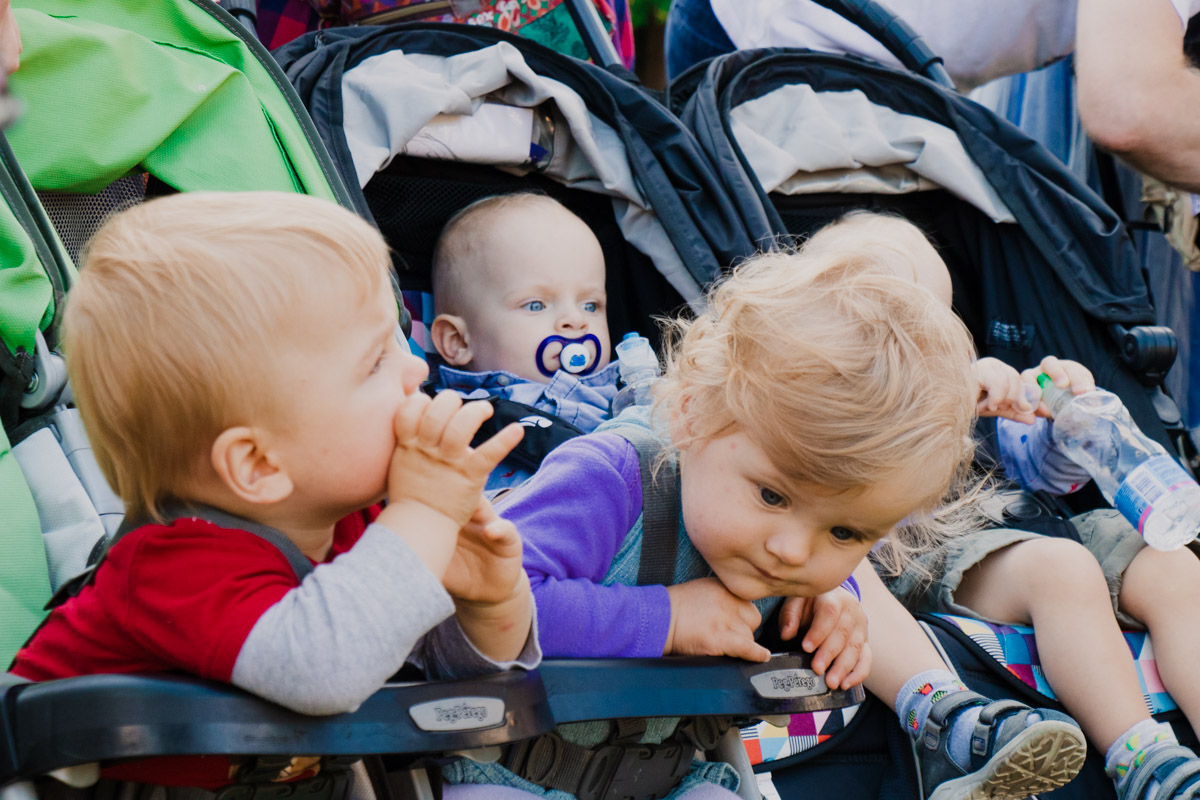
top-left (498, 433), bottom-right (859, 659)
top-left (499, 433), bottom-right (670, 658)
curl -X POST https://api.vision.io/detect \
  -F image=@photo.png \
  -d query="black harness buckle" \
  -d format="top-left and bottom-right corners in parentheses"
top-left (576, 741), bottom-right (692, 800)
top-left (214, 759), bottom-right (355, 800)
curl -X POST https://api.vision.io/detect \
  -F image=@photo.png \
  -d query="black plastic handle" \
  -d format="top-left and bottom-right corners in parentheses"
top-left (540, 654), bottom-right (866, 723)
top-left (807, 0), bottom-right (955, 89)
top-left (0, 671), bottom-right (552, 782)
top-left (0, 656), bottom-right (866, 784)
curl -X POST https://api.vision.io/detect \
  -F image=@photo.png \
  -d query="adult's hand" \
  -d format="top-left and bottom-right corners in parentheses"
top-left (0, 0), bottom-right (20, 76)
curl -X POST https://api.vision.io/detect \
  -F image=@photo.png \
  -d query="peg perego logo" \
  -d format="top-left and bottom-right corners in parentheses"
top-left (434, 703), bottom-right (490, 724)
top-left (770, 673), bottom-right (817, 693)
top-left (409, 697), bottom-right (505, 732)
top-left (749, 669), bottom-right (828, 699)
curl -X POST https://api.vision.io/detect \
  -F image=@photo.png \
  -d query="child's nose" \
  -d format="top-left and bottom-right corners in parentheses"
top-left (400, 351), bottom-right (429, 393)
top-left (557, 307), bottom-right (587, 331)
top-left (765, 529), bottom-right (812, 567)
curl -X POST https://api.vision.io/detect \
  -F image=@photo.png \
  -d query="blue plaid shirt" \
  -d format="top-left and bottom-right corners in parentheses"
top-left (437, 362), bottom-right (620, 491)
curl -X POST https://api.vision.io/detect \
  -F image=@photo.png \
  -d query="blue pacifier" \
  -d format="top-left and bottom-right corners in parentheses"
top-left (535, 333), bottom-right (601, 378)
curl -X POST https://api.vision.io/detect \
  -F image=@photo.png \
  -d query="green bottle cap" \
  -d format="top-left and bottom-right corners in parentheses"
top-left (1037, 372), bottom-right (1074, 418)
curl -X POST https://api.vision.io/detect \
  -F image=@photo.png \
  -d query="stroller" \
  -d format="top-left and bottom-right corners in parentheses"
top-left (273, 18), bottom-right (896, 798)
top-left (665, 0), bottom-right (1196, 796)
top-left (0, 4), bottom-right (858, 800)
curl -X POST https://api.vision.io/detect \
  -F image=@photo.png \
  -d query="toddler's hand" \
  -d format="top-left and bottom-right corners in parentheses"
top-left (1020, 355), bottom-right (1096, 418)
top-left (778, 588), bottom-right (870, 690)
top-left (444, 498), bottom-right (533, 664)
top-left (443, 499), bottom-right (528, 607)
top-left (974, 357), bottom-right (1036, 424)
top-left (389, 391), bottom-right (524, 529)
top-left (664, 578), bottom-right (770, 663)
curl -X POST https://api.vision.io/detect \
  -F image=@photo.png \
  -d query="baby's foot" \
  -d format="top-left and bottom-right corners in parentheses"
top-left (1116, 743), bottom-right (1200, 800)
top-left (914, 690), bottom-right (1086, 800)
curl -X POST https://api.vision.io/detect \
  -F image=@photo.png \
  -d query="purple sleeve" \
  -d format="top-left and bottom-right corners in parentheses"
top-left (496, 434), bottom-right (673, 658)
top-left (996, 417), bottom-right (1092, 496)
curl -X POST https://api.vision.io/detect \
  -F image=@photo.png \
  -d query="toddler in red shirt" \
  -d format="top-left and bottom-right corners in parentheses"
top-left (8, 191), bottom-right (539, 792)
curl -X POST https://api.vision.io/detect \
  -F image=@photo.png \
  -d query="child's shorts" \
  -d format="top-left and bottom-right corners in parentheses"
top-left (883, 509), bottom-right (1152, 630)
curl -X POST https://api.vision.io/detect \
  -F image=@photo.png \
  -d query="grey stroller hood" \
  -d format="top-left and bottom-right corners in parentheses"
top-left (276, 24), bottom-right (765, 308)
top-left (669, 47), bottom-right (1173, 444)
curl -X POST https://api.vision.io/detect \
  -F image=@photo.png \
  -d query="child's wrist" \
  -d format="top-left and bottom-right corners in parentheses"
top-left (381, 497), bottom-right (464, 532)
top-left (376, 499), bottom-right (461, 577)
top-left (454, 574), bottom-right (532, 629)
top-left (663, 586), bottom-right (679, 655)
top-left (454, 571), bottom-right (529, 612)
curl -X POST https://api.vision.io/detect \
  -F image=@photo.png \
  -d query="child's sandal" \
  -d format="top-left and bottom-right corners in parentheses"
top-left (1121, 745), bottom-right (1200, 800)
top-left (915, 690), bottom-right (1087, 800)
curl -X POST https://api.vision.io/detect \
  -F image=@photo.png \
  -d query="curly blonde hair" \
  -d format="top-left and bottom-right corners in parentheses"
top-left (655, 247), bottom-right (979, 569)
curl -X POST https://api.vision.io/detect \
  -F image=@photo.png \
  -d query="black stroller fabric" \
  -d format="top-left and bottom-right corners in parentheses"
top-left (668, 48), bottom-right (1171, 450)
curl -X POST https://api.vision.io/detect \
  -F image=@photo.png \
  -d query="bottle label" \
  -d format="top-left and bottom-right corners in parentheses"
top-left (1113, 455), bottom-right (1196, 536)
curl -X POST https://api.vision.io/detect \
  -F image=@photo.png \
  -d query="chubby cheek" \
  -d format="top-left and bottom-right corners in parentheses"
top-left (812, 546), bottom-right (873, 595)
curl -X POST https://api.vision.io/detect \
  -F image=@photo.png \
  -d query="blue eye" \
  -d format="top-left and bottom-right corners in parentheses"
top-left (830, 526), bottom-right (859, 542)
top-left (759, 486), bottom-right (787, 508)
top-left (582, 301), bottom-right (599, 313)
top-left (524, 300), bottom-right (545, 312)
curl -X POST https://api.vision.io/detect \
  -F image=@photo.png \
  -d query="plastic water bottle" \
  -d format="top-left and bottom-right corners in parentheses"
top-left (611, 332), bottom-right (660, 417)
top-left (1038, 374), bottom-right (1200, 550)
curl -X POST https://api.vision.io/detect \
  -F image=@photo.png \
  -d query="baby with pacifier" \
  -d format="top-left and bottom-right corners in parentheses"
top-left (431, 193), bottom-right (616, 490)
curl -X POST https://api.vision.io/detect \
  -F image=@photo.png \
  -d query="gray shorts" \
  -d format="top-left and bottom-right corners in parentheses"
top-left (884, 509), bottom-right (1150, 630)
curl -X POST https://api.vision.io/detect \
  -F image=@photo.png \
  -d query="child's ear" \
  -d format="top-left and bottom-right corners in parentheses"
top-left (210, 427), bottom-right (294, 506)
top-left (431, 314), bottom-right (473, 366)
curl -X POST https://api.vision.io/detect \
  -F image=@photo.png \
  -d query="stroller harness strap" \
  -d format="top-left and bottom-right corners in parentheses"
top-left (48, 504), bottom-right (316, 610)
top-left (611, 423), bottom-right (681, 588)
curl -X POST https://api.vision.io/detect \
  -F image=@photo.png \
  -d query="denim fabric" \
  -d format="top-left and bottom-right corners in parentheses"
top-left (665, 0), bottom-right (734, 80)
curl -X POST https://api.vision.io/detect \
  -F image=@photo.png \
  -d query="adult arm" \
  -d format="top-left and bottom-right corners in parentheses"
top-left (497, 433), bottom-right (674, 659)
top-left (1077, 0), bottom-right (1200, 191)
top-left (711, 0), bottom-right (1076, 91)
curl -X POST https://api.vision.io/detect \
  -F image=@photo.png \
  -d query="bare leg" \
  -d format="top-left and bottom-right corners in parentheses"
top-left (954, 537), bottom-right (1149, 750)
top-left (856, 560), bottom-right (951, 710)
top-left (1119, 546), bottom-right (1200, 737)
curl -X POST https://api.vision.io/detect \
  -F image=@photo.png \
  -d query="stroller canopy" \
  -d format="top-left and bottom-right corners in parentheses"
top-left (672, 48), bottom-right (1154, 325)
top-left (276, 24), bottom-right (762, 313)
top-left (8, 0), bottom-right (355, 263)
top-left (670, 48), bottom-right (1166, 440)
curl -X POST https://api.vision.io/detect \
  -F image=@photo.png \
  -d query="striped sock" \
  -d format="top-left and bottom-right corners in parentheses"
top-left (895, 670), bottom-right (983, 769)
top-left (1105, 719), bottom-right (1177, 799)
